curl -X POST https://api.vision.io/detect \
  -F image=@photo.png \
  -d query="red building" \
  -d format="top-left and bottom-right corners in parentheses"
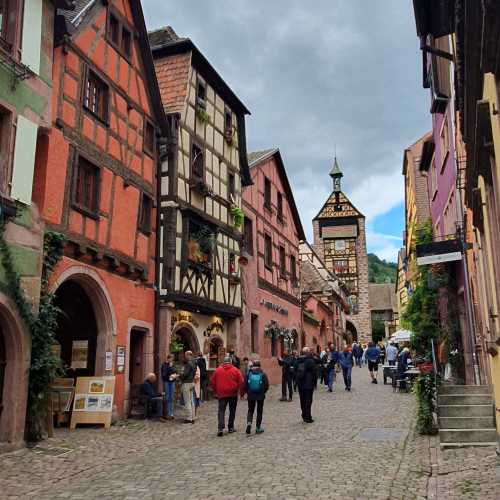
top-left (241, 149), bottom-right (305, 384)
top-left (32, 0), bottom-right (167, 416)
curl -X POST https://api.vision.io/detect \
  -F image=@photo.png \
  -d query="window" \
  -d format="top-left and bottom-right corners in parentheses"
top-left (243, 217), bottom-right (253, 255)
top-left (121, 26), bottom-right (132, 59)
top-left (139, 193), bottom-right (152, 234)
top-left (109, 12), bottom-right (119, 45)
top-left (229, 253), bottom-right (236, 275)
top-left (191, 143), bottom-right (204, 180)
top-left (251, 314), bottom-right (258, 354)
top-left (0, 0), bottom-right (15, 49)
top-left (186, 219), bottom-right (213, 268)
top-left (277, 192), bottom-right (283, 221)
top-left (264, 177), bottom-right (271, 208)
top-left (228, 172), bottom-right (235, 200)
top-left (107, 9), bottom-right (133, 61)
top-left (84, 70), bottom-right (109, 123)
top-left (440, 117), bottom-right (449, 170)
top-left (73, 156), bottom-right (100, 217)
top-left (279, 245), bottom-right (286, 277)
top-left (335, 239), bottom-right (346, 251)
top-left (196, 79), bottom-right (206, 108)
top-left (143, 120), bottom-right (155, 156)
top-left (224, 108), bottom-right (232, 132)
top-left (264, 233), bottom-right (272, 269)
top-left (334, 259), bottom-right (349, 274)
top-left (290, 255), bottom-right (297, 281)
top-left (0, 108), bottom-right (11, 193)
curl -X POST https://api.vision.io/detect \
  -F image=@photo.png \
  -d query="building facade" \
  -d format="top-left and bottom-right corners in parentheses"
top-left (368, 283), bottom-right (398, 340)
top-left (312, 159), bottom-right (370, 342)
top-left (240, 149), bottom-right (304, 384)
top-left (150, 27), bottom-right (252, 373)
top-left (31, 0), bottom-right (166, 416)
top-left (0, 0), bottom-right (72, 452)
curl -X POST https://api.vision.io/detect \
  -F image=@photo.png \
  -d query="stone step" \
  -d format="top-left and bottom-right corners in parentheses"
top-left (438, 404), bottom-right (493, 418)
top-left (439, 428), bottom-right (497, 443)
top-left (438, 385), bottom-right (492, 395)
top-left (438, 416), bottom-right (495, 429)
top-left (438, 394), bottom-right (492, 406)
top-left (440, 442), bottom-right (498, 449)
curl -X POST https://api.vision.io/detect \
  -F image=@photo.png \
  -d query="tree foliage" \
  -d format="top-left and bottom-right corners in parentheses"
top-left (368, 253), bottom-right (397, 283)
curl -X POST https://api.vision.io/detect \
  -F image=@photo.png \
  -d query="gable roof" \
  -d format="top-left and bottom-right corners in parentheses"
top-left (248, 148), bottom-right (306, 240)
top-left (56, 0), bottom-right (168, 136)
top-left (149, 26), bottom-right (250, 116)
top-left (313, 190), bottom-right (364, 220)
top-left (369, 283), bottom-right (397, 312)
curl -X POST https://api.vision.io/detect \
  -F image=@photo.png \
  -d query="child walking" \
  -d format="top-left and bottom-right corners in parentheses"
top-left (245, 360), bottom-right (269, 435)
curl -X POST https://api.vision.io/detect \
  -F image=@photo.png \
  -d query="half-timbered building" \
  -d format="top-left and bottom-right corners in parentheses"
top-left (32, 0), bottom-right (167, 415)
top-left (241, 149), bottom-right (305, 384)
top-left (149, 27), bottom-right (252, 370)
top-left (312, 158), bottom-right (371, 343)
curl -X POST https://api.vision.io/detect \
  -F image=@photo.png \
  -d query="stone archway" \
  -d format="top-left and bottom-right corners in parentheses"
top-left (0, 292), bottom-right (30, 452)
top-left (171, 322), bottom-right (200, 362)
top-left (50, 266), bottom-right (116, 375)
top-left (346, 320), bottom-right (358, 343)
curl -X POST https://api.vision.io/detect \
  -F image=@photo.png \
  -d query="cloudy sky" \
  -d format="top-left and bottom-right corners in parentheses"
top-left (144, 0), bottom-right (430, 262)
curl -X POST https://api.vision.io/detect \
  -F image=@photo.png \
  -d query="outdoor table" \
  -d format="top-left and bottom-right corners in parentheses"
top-left (382, 365), bottom-right (397, 385)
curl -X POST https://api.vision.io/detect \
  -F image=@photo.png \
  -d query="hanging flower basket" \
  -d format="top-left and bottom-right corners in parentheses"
top-left (230, 205), bottom-right (244, 229)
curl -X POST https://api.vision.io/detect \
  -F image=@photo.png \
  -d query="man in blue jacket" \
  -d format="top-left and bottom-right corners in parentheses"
top-left (339, 346), bottom-right (354, 391)
top-left (365, 342), bottom-right (381, 384)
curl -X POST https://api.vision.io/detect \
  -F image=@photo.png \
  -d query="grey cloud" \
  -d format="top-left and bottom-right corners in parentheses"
top-left (143, 0), bottom-right (429, 245)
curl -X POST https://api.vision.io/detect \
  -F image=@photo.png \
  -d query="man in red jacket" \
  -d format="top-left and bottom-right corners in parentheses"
top-left (211, 355), bottom-right (245, 436)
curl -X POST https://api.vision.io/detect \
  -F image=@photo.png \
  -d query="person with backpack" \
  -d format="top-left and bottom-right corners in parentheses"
top-left (366, 341), bottom-right (382, 384)
top-left (211, 355), bottom-right (245, 436)
top-left (339, 345), bottom-right (354, 391)
top-left (245, 359), bottom-right (269, 435)
top-left (277, 349), bottom-right (295, 401)
top-left (295, 347), bottom-right (318, 423)
top-left (161, 354), bottom-right (178, 419)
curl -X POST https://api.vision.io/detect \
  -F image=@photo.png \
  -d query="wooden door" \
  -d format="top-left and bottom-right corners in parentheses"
top-left (129, 329), bottom-right (144, 386)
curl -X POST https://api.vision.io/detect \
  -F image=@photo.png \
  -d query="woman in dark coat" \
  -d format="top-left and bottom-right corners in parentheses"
top-left (245, 360), bottom-right (269, 434)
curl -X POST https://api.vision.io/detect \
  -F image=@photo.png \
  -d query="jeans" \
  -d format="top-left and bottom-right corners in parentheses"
top-left (182, 383), bottom-right (195, 421)
top-left (147, 397), bottom-right (163, 418)
top-left (247, 399), bottom-right (264, 428)
top-left (201, 378), bottom-right (209, 402)
top-left (282, 373), bottom-right (293, 399)
top-left (326, 367), bottom-right (335, 390)
top-left (342, 366), bottom-right (352, 389)
top-left (298, 387), bottom-right (314, 421)
top-left (218, 396), bottom-right (237, 431)
top-left (355, 356), bottom-right (362, 367)
top-left (164, 381), bottom-right (175, 417)
top-left (388, 360), bottom-right (396, 366)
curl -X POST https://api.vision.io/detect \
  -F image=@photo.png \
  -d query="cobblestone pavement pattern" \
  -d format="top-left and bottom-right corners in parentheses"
top-left (0, 369), bottom-right (498, 499)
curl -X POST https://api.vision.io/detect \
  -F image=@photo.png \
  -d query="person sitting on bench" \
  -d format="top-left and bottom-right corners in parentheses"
top-left (140, 373), bottom-right (163, 418)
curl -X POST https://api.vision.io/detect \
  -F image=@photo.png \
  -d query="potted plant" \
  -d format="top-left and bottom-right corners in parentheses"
top-left (230, 205), bottom-right (244, 229)
top-left (196, 105), bottom-right (210, 124)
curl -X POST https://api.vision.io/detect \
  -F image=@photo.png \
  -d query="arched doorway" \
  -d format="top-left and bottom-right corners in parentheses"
top-left (346, 321), bottom-right (358, 343)
top-left (54, 281), bottom-right (98, 377)
top-left (208, 336), bottom-right (224, 369)
top-left (171, 325), bottom-right (199, 362)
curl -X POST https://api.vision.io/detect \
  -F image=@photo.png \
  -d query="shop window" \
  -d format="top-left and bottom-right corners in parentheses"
top-left (73, 156), bottom-right (100, 218)
top-left (191, 143), bottom-right (204, 180)
top-left (243, 217), bottom-right (253, 255)
top-left (83, 70), bottom-right (109, 123)
top-left (279, 245), bottom-right (286, 277)
top-left (277, 192), bottom-right (283, 221)
top-left (264, 233), bottom-right (272, 270)
top-left (143, 119), bottom-right (155, 156)
top-left (186, 219), bottom-right (214, 269)
top-left (228, 172), bottom-right (235, 200)
top-left (196, 78), bottom-right (206, 108)
top-left (264, 176), bottom-right (271, 208)
top-left (138, 193), bottom-right (152, 234)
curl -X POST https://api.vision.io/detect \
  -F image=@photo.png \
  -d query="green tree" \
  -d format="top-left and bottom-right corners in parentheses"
top-left (371, 319), bottom-right (386, 342)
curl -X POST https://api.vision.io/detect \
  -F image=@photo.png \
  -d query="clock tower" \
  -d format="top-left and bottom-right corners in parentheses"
top-left (312, 158), bottom-right (371, 343)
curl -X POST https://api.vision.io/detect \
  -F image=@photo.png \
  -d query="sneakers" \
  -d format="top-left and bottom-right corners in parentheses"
top-left (256, 427), bottom-right (264, 434)
top-left (228, 428), bottom-right (235, 433)
top-left (246, 424), bottom-right (251, 435)
top-left (217, 431), bottom-right (223, 437)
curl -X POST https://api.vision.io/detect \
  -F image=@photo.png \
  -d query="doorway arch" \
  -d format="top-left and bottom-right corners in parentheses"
top-left (346, 320), bottom-right (358, 343)
top-left (171, 323), bottom-right (200, 362)
top-left (51, 266), bottom-right (116, 375)
top-left (0, 292), bottom-right (30, 450)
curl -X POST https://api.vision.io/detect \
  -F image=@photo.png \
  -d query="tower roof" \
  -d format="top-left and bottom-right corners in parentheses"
top-left (329, 157), bottom-right (343, 178)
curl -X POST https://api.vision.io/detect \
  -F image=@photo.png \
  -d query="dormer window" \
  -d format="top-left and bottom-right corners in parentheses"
top-left (196, 79), bottom-right (207, 109)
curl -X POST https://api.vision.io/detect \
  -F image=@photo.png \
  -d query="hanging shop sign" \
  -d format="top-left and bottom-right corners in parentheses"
top-left (70, 376), bottom-right (115, 430)
top-left (416, 239), bottom-right (462, 266)
top-left (263, 320), bottom-right (297, 343)
top-left (203, 319), bottom-right (224, 337)
top-left (171, 311), bottom-right (200, 328)
top-left (260, 299), bottom-right (288, 316)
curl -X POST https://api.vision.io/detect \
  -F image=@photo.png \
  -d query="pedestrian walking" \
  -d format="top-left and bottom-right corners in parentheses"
top-left (292, 350), bottom-right (299, 391)
top-left (326, 344), bottom-right (339, 392)
top-left (379, 343), bottom-right (386, 365)
top-left (196, 352), bottom-right (209, 402)
top-left (278, 349), bottom-right (295, 401)
top-left (245, 359), bottom-right (269, 435)
top-left (160, 354), bottom-right (177, 419)
top-left (295, 347), bottom-right (318, 423)
top-left (180, 350), bottom-right (197, 424)
top-left (386, 342), bottom-right (398, 366)
top-left (227, 347), bottom-right (241, 369)
top-left (365, 341), bottom-right (381, 384)
top-left (211, 355), bottom-right (245, 436)
top-left (353, 342), bottom-right (363, 367)
top-left (339, 346), bottom-right (354, 391)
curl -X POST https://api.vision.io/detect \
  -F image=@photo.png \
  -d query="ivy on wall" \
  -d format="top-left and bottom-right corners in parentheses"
top-left (0, 224), bottom-right (65, 442)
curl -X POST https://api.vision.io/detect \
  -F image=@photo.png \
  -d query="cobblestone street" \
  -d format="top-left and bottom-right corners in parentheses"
top-left (0, 369), bottom-right (498, 499)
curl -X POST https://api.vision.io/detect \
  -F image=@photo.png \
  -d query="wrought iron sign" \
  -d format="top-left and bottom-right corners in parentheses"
top-left (260, 299), bottom-right (288, 316)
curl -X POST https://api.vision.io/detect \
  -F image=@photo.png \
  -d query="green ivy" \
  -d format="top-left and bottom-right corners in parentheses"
top-left (195, 105), bottom-right (210, 124)
top-left (230, 206), bottom-right (244, 229)
top-left (0, 224), bottom-right (65, 442)
top-left (413, 373), bottom-right (438, 434)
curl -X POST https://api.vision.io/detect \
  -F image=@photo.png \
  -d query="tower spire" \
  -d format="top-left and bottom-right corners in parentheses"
top-left (329, 156), bottom-right (343, 192)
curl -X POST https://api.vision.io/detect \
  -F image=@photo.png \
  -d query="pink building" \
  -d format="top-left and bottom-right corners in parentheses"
top-left (240, 149), bottom-right (305, 384)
